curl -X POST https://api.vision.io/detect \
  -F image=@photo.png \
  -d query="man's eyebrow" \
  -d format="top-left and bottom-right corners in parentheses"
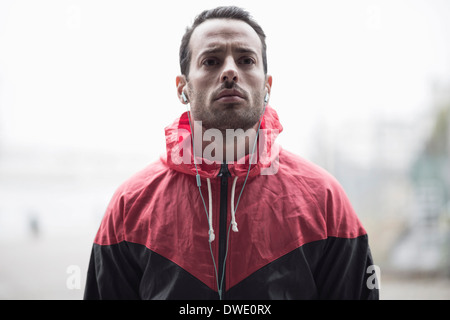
top-left (198, 46), bottom-right (224, 57)
top-left (234, 46), bottom-right (258, 55)
top-left (198, 45), bottom-right (258, 57)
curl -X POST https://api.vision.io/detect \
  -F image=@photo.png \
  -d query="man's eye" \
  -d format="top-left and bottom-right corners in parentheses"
top-left (202, 58), bottom-right (219, 66)
top-left (240, 57), bottom-right (255, 65)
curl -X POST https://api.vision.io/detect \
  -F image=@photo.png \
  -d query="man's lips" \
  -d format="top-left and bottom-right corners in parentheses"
top-left (214, 89), bottom-right (246, 102)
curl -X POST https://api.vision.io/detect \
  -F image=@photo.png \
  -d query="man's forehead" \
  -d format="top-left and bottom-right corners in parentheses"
top-left (190, 19), bottom-right (262, 53)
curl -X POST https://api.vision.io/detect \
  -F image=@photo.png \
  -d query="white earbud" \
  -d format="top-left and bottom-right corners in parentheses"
top-left (264, 92), bottom-right (269, 104)
top-left (181, 91), bottom-right (188, 104)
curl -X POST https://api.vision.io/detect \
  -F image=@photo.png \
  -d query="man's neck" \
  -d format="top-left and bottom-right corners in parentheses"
top-left (194, 122), bottom-right (259, 163)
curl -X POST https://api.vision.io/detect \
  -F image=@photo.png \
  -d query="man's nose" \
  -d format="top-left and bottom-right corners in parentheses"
top-left (220, 57), bottom-right (238, 83)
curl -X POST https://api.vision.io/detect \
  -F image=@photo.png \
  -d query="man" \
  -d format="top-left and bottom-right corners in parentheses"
top-left (84, 6), bottom-right (379, 300)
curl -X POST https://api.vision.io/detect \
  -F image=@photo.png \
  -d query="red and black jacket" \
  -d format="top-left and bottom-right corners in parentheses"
top-left (84, 106), bottom-right (379, 300)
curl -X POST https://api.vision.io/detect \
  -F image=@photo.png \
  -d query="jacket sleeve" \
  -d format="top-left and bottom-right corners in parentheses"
top-left (309, 175), bottom-right (380, 300)
top-left (84, 188), bottom-right (142, 300)
top-left (314, 235), bottom-right (379, 299)
top-left (84, 242), bottom-right (143, 300)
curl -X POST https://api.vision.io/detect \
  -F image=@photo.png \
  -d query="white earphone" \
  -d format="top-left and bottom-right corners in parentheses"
top-left (264, 92), bottom-right (269, 104)
top-left (181, 91), bottom-right (188, 104)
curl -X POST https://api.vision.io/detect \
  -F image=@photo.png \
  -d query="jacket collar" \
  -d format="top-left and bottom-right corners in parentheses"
top-left (163, 105), bottom-right (283, 178)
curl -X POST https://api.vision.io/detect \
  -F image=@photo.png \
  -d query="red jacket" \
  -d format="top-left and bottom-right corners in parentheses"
top-left (84, 106), bottom-right (379, 299)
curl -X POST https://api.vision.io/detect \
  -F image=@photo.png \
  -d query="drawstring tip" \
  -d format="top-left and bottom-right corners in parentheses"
top-left (209, 230), bottom-right (215, 242)
top-left (231, 222), bottom-right (239, 232)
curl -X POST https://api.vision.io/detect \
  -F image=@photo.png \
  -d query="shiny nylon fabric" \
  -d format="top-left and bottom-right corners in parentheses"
top-left (89, 106), bottom-right (372, 297)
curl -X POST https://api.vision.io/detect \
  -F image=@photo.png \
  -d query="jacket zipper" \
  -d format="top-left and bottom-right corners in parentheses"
top-left (217, 162), bottom-right (230, 299)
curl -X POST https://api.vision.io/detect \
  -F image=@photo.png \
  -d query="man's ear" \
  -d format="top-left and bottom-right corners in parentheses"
top-left (265, 75), bottom-right (273, 103)
top-left (265, 75), bottom-right (273, 96)
top-left (176, 75), bottom-right (188, 104)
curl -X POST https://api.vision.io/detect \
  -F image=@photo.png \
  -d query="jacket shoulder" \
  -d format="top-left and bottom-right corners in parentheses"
top-left (93, 158), bottom-right (170, 245)
top-left (278, 149), bottom-right (366, 238)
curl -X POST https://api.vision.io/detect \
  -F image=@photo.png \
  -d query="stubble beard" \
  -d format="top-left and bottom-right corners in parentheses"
top-left (188, 83), bottom-right (265, 132)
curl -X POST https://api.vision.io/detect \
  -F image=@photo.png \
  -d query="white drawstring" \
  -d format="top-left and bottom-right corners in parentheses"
top-left (206, 177), bottom-right (239, 242)
top-left (206, 176), bottom-right (239, 242)
top-left (206, 178), bottom-right (215, 242)
top-left (230, 176), bottom-right (239, 232)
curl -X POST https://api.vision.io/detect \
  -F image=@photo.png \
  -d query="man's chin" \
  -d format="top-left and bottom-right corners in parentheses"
top-left (192, 104), bottom-right (261, 131)
top-left (203, 119), bottom-right (258, 132)
top-left (212, 100), bottom-right (246, 110)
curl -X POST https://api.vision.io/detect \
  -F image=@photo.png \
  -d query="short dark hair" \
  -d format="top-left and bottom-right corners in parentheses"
top-left (179, 6), bottom-right (268, 78)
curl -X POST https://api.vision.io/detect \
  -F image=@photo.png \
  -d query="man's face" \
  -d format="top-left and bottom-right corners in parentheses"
top-left (178, 19), bottom-right (272, 131)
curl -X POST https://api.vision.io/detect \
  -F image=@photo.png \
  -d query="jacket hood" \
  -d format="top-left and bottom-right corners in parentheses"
top-left (163, 105), bottom-right (283, 179)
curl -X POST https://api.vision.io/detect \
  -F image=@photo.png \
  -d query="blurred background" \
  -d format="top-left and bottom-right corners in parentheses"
top-left (1, 0), bottom-right (449, 299)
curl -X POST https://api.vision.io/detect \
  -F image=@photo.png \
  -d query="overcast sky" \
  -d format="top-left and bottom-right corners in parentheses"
top-left (1, 0), bottom-right (449, 161)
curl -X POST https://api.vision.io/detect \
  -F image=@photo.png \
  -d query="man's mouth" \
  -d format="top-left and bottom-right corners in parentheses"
top-left (214, 89), bottom-right (246, 103)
